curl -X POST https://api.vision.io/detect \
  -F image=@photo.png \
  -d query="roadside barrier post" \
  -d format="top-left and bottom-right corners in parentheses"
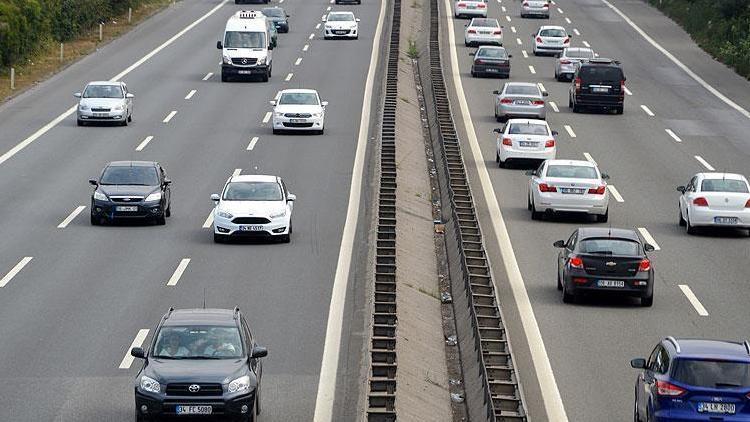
top-left (99, 23), bottom-right (103, 41)
top-left (128, 7), bottom-right (132, 24)
top-left (60, 43), bottom-right (64, 62)
top-left (10, 67), bottom-right (15, 90)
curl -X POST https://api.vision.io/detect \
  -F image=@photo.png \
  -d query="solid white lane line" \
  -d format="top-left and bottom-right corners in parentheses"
top-left (549, 101), bottom-right (559, 112)
top-left (295, 57), bottom-right (302, 66)
top-left (262, 112), bottom-right (272, 123)
top-left (511, 26), bottom-right (516, 33)
top-left (573, 28), bottom-right (580, 35)
top-left (557, 7), bottom-right (564, 13)
top-left (565, 17), bottom-right (571, 24)
top-left (166, 258), bottom-right (190, 286)
top-left (163, 110), bottom-right (177, 123)
top-left (665, 129), bottom-right (683, 143)
top-left (623, 86), bottom-right (632, 96)
top-left (247, 136), bottom-right (259, 150)
top-left (537, 82), bottom-right (547, 93)
top-left (441, 1), bottom-right (568, 420)
top-left (232, 168), bottom-right (242, 177)
top-left (58, 206), bottom-right (86, 228)
top-left (600, 0), bottom-right (750, 120)
top-left (564, 125), bottom-right (576, 138)
top-left (608, 185), bottom-right (624, 202)
top-left (309, 33), bottom-right (315, 40)
top-left (119, 329), bottom-right (149, 369)
top-left (529, 65), bottom-right (536, 74)
top-left (202, 212), bottom-right (214, 229)
top-left (316, 23), bottom-right (321, 29)
top-left (582, 152), bottom-right (596, 165)
top-left (285, 73), bottom-right (293, 82)
top-left (313, 0), bottom-right (386, 418)
top-left (303, 44), bottom-right (309, 52)
top-left (679, 285), bottom-right (709, 316)
top-left (184, 89), bottom-right (197, 100)
top-left (637, 228), bottom-right (661, 250)
top-left (522, 50), bottom-right (528, 58)
top-left (202, 72), bottom-right (213, 81)
top-left (0, 257), bottom-right (33, 288)
top-left (694, 155), bottom-right (715, 171)
top-left (640, 105), bottom-right (655, 117)
top-left (516, 38), bottom-right (523, 45)
top-left (506, 15), bottom-right (512, 22)
top-left (582, 40), bottom-right (590, 47)
top-left (135, 135), bottom-right (154, 151)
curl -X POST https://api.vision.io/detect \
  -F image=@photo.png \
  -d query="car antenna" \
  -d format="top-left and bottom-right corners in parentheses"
top-left (202, 287), bottom-right (207, 309)
top-left (608, 223), bottom-right (612, 237)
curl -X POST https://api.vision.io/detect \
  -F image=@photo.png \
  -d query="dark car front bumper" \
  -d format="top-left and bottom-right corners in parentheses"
top-left (564, 270), bottom-right (653, 298)
top-left (221, 64), bottom-right (269, 77)
top-left (274, 22), bottom-right (289, 32)
top-left (92, 199), bottom-right (164, 221)
top-left (136, 390), bottom-right (255, 418)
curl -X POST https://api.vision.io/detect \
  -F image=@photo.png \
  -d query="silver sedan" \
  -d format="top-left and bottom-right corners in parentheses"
top-left (75, 81), bottom-right (134, 126)
top-left (520, 0), bottom-right (550, 18)
top-left (554, 47), bottom-right (595, 81)
top-left (493, 82), bottom-right (547, 121)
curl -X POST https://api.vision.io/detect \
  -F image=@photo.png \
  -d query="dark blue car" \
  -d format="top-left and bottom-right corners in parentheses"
top-left (631, 337), bottom-right (750, 421)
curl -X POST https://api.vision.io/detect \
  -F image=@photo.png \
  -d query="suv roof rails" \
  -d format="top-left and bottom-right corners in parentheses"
top-left (666, 336), bottom-right (681, 354)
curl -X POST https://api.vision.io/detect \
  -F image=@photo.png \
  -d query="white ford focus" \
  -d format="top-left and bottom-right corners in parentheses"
top-left (526, 159), bottom-right (610, 221)
top-left (271, 89), bottom-right (327, 134)
top-left (211, 175), bottom-right (296, 243)
top-left (677, 172), bottom-right (750, 235)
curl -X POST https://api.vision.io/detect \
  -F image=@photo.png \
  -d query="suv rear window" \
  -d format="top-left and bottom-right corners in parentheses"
top-left (672, 359), bottom-right (750, 388)
top-left (579, 66), bottom-right (623, 84)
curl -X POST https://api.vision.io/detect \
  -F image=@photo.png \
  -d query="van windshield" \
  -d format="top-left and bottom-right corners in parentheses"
top-left (224, 31), bottom-right (266, 48)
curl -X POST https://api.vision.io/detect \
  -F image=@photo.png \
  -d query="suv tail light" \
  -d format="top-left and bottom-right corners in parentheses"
top-left (559, 59), bottom-right (571, 64)
top-left (539, 183), bottom-right (557, 192)
top-left (656, 380), bottom-right (686, 397)
top-left (638, 258), bottom-right (651, 272)
top-left (693, 197), bottom-right (709, 207)
top-left (563, 37), bottom-right (570, 44)
top-left (500, 98), bottom-right (513, 104)
top-left (569, 256), bottom-right (583, 268)
top-left (545, 139), bottom-right (555, 148)
top-left (588, 186), bottom-right (606, 195)
top-left (575, 77), bottom-right (581, 93)
top-left (502, 137), bottom-right (512, 146)
top-left (468, 29), bottom-right (477, 34)
top-left (536, 36), bottom-right (543, 43)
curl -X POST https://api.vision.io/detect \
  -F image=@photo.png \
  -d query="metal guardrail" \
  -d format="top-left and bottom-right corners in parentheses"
top-left (367, 0), bottom-right (401, 420)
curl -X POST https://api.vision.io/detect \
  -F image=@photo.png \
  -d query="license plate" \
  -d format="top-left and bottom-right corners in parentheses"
top-left (480, 31), bottom-right (491, 34)
top-left (592, 87), bottom-right (610, 93)
top-left (116, 206), bottom-right (138, 212)
top-left (598, 280), bottom-right (625, 288)
top-left (239, 225), bottom-right (264, 231)
top-left (290, 118), bottom-right (306, 123)
top-left (714, 216), bottom-right (738, 224)
top-left (93, 113), bottom-right (107, 117)
top-left (515, 100), bottom-right (531, 106)
top-left (519, 141), bottom-right (537, 147)
top-left (176, 405), bottom-right (212, 415)
top-left (698, 402), bottom-right (735, 414)
top-left (486, 68), bottom-right (499, 72)
top-left (561, 188), bottom-right (585, 194)
top-left (467, 5), bottom-right (476, 8)
top-left (238, 70), bottom-right (253, 74)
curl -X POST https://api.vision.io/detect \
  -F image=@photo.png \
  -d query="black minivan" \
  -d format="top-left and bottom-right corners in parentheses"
top-left (568, 58), bottom-right (626, 114)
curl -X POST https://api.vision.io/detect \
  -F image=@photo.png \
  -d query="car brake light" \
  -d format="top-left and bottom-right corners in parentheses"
top-left (493, 30), bottom-right (502, 35)
top-left (532, 100), bottom-right (545, 105)
top-left (536, 36), bottom-right (543, 43)
top-left (502, 137), bottom-right (512, 146)
top-left (542, 3), bottom-right (549, 7)
top-left (468, 29), bottom-right (477, 34)
top-left (522, 1), bottom-right (529, 5)
top-left (478, 2), bottom-right (486, 7)
top-left (458, 2), bottom-right (466, 6)
top-left (500, 98), bottom-right (513, 104)
top-left (693, 197), bottom-right (709, 207)
top-left (569, 256), bottom-right (583, 268)
top-left (545, 139), bottom-right (555, 148)
top-left (559, 59), bottom-right (571, 64)
top-left (638, 258), bottom-right (651, 272)
top-left (745, 199), bottom-right (750, 208)
top-left (575, 77), bottom-right (581, 93)
top-left (588, 186), bottom-right (606, 195)
top-left (539, 183), bottom-right (557, 192)
top-left (564, 37), bottom-right (570, 44)
top-left (656, 380), bottom-right (686, 397)
top-left (620, 80), bottom-right (625, 99)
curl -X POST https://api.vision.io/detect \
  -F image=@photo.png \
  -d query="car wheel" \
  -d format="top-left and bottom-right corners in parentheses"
top-left (221, 72), bottom-right (228, 82)
top-left (633, 391), bottom-right (640, 422)
top-left (568, 95), bottom-right (573, 108)
top-left (135, 408), bottom-right (150, 422)
top-left (641, 293), bottom-right (653, 307)
top-left (573, 102), bottom-right (581, 113)
top-left (615, 106), bottom-right (624, 115)
top-left (471, 70), bottom-right (476, 77)
top-left (121, 117), bottom-right (128, 126)
top-left (165, 205), bottom-right (171, 218)
top-left (596, 209), bottom-right (608, 223)
top-left (498, 156), bottom-right (506, 168)
top-left (678, 207), bottom-right (686, 226)
top-left (261, 70), bottom-right (270, 82)
top-left (686, 213), bottom-right (697, 235)
top-left (128, 113), bottom-right (132, 123)
top-left (155, 215), bottom-right (166, 225)
top-left (562, 281), bottom-right (575, 303)
top-left (496, 151), bottom-right (500, 163)
top-left (272, 128), bottom-right (280, 135)
top-left (530, 198), bottom-right (543, 220)
top-left (557, 268), bottom-right (563, 290)
top-left (90, 213), bottom-right (100, 226)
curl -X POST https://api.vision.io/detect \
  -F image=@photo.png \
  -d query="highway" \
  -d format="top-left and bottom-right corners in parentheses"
top-left (441, 0), bottom-right (750, 420)
top-left (0, 0), bottom-right (383, 420)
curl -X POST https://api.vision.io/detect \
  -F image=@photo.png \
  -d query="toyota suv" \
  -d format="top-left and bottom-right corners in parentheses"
top-left (131, 308), bottom-right (268, 422)
top-left (568, 58), bottom-right (626, 114)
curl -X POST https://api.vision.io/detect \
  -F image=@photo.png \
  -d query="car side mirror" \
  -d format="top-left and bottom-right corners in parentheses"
top-left (553, 240), bottom-right (566, 248)
top-left (676, 186), bottom-right (686, 194)
top-left (507, 54), bottom-right (513, 58)
top-left (268, 43), bottom-right (274, 51)
top-left (551, 130), bottom-right (559, 136)
top-left (216, 41), bottom-right (223, 49)
top-left (269, 100), bottom-right (277, 107)
top-left (321, 101), bottom-right (328, 107)
top-left (251, 346), bottom-right (268, 359)
top-left (492, 128), bottom-right (502, 134)
top-left (287, 193), bottom-right (296, 202)
top-left (525, 170), bottom-right (536, 176)
top-left (322, 16), bottom-right (327, 22)
top-left (601, 173), bottom-right (610, 180)
top-left (623, 77), bottom-right (627, 81)
top-left (131, 347), bottom-right (146, 359)
top-left (630, 358), bottom-right (646, 369)
top-left (469, 52), bottom-right (476, 56)
top-left (163, 178), bottom-right (171, 186)
top-left (492, 90), bottom-right (500, 95)
top-left (356, 18), bottom-right (360, 22)
top-left (89, 179), bottom-right (98, 186)
top-left (542, 91), bottom-right (549, 97)
top-left (74, 92), bottom-right (82, 98)
top-left (126, 93), bottom-right (134, 99)
top-left (211, 193), bottom-right (220, 202)
top-left (643, 244), bottom-right (655, 252)
top-left (286, 14), bottom-right (290, 17)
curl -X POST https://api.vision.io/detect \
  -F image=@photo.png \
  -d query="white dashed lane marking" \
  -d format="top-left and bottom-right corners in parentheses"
top-left (202, 72), bottom-right (213, 81)
top-left (516, 38), bottom-right (523, 45)
top-left (262, 112), bottom-right (272, 123)
top-left (582, 40), bottom-right (590, 47)
top-left (501, 5), bottom-right (506, 12)
top-left (136, 135), bottom-right (154, 151)
top-left (247, 136), bottom-right (259, 150)
top-left (0, 257), bottom-right (33, 288)
top-left (557, 7), bottom-right (564, 13)
top-left (582, 152), bottom-right (596, 164)
top-left (549, 101), bottom-right (559, 112)
top-left (58, 206), bottom-right (86, 228)
top-left (623, 86), bottom-right (632, 95)
top-left (285, 73), bottom-right (294, 82)
top-left (203, 212), bottom-right (214, 229)
top-left (506, 15), bottom-right (511, 22)
top-left (640, 105), bottom-right (655, 116)
top-left (166, 258), bottom-right (191, 286)
top-left (184, 89), bottom-right (196, 100)
top-left (295, 57), bottom-right (302, 65)
top-left (522, 50), bottom-right (528, 58)
top-left (118, 329), bottom-right (149, 369)
top-left (316, 23), bottom-right (321, 30)
top-left (309, 33), bottom-right (315, 40)
top-left (511, 26), bottom-right (516, 33)
top-left (564, 125), bottom-right (576, 138)
top-left (637, 228), bottom-right (661, 250)
top-left (607, 185), bottom-right (624, 203)
top-left (694, 155), bottom-right (715, 171)
top-left (565, 17), bottom-right (571, 24)
top-left (573, 28), bottom-right (580, 36)
top-left (303, 44), bottom-right (309, 52)
top-left (528, 65), bottom-right (536, 74)
top-left (679, 285), bottom-right (709, 316)
top-left (232, 168), bottom-right (242, 177)
top-left (163, 110), bottom-right (177, 123)
top-left (665, 129), bottom-right (682, 143)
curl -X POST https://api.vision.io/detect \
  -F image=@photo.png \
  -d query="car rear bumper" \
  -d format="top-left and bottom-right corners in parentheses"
top-left (565, 273), bottom-right (652, 297)
top-left (465, 34), bottom-right (503, 45)
top-left (574, 94), bottom-right (623, 107)
top-left (92, 199), bottom-right (164, 220)
top-left (499, 146), bottom-right (555, 162)
top-left (497, 103), bottom-right (546, 119)
top-left (534, 44), bottom-right (566, 53)
top-left (135, 390), bottom-right (255, 418)
top-left (521, 7), bottom-right (550, 16)
top-left (689, 207), bottom-right (750, 228)
top-left (535, 193), bottom-right (608, 214)
top-left (455, 7), bottom-right (487, 17)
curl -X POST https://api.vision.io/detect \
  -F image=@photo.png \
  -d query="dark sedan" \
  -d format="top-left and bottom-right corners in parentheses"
top-left (89, 161), bottom-right (171, 225)
top-left (262, 7), bottom-right (289, 33)
top-left (470, 46), bottom-right (511, 78)
top-left (554, 227), bottom-right (655, 306)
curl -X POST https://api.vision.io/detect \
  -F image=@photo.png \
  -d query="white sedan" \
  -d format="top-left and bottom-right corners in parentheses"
top-left (323, 11), bottom-right (360, 39)
top-left (211, 175), bottom-right (296, 243)
top-left (271, 89), bottom-right (327, 134)
top-left (527, 159), bottom-right (610, 221)
top-left (494, 119), bottom-right (557, 167)
top-left (454, 0), bottom-right (488, 18)
top-left (464, 18), bottom-right (503, 47)
top-left (677, 172), bottom-right (750, 235)
top-left (532, 25), bottom-right (570, 56)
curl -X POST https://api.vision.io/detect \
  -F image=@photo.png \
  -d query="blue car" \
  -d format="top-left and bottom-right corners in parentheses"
top-left (631, 337), bottom-right (750, 421)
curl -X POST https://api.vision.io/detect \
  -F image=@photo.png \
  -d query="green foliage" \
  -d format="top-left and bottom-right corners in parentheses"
top-left (649, 0), bottom-right (750, 78)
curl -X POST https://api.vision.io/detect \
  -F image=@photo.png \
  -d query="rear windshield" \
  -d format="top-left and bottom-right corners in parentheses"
top-left (505, 85), bottom-right (539, 96)
top-left (701, 179), bottom-right (749, 193)
top-left (672, 359), bottom-right (750, 388)
top-left (472, 19), bottom-right (499, 27)
top-left (565, 49), bottom-right (594, 59)
top-left (579, 238), bottom-right (640, 255)
top-left (580, 66), bottom-right (623, 84)
top-left (477, 48), bottom-right (507, 58)
top-left (540, 28), bottom-right (566, 37)
top-left (508, 123), bottom-right (548, 135)
top-left (224, 31), bottom-right (266, 48)
top-left (546, 165), bottom-right (598, 179)
top-left (100, 166), bottom-right (159, 186)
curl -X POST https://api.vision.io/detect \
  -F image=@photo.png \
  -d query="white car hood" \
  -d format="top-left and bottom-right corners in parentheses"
top-left (79, 98), bottom-right (125, 108)
top-left (274, 104), bottom-right (323, 114)
top-left (217, 200), bottom-right (287, 218)
top-left (224, 48), bottom-right (267, 59)
top-left (326, 21), bottom-right (357, 30)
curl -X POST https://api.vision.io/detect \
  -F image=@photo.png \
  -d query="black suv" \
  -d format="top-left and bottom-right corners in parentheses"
top-left (131, 308), bottom-right (268, 422)
top-left (568, 58), bottom-right (626, 114)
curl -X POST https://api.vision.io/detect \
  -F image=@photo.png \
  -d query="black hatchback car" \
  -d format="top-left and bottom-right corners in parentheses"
top-left (262, 7), bottom-right (289, 33)
top-left (131, 308), bottom-right (268, 422)
top-left (89, 161), bottom-right (171, 225)
top-left (568, 58), bottom-right (626, 114)
top-left (554, 227), bottom-right (655, 306)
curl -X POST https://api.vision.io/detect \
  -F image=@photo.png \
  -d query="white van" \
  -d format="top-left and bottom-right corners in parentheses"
top-left (217, 10), bottom-right (273, 82)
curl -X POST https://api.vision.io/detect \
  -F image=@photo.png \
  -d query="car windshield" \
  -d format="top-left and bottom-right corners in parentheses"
top-left (565, 49), bottom-right (594, 59)
top-left (224, 31), bottom-right (265, 48)
top-left (83, 85), bottom-right (123, 98)
top-left (546, 165), bottom-right (598, 179)
top-left (580, 66), bottom-right (623, 84)
top-left (505, 85), bottom-right (539, 96)
top-left (328, 13), bottom-right (354, 21)
top-left (579, 238), bottom-right (640, 255)
top-left (278, 92), bottom-right (319, 105)
top-left (223, 181), bottom-right (283, 201)
top-left (152, 326), bottom-right (243, 359)
top-left (701, 179), bottom-right (749, 193)
top-left (100, 166), bottom-right (159, 186)
top-left (262, 8), bottom-right (284, 17)
top-left (472, 19), bottom-right (498, 27)
top-left (508, 123), bottom-right (548, 135)
top-left (672, 359), bottom-right (750, 388)
top-left (477, 48), bottom-right (507, 58)
top-left (540, 28), bottom-right (566, 37)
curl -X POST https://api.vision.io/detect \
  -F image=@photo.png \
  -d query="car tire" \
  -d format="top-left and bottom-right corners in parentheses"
top-left (678, 207), bottom-right (686, 226)
top-left (155, 215), bottom-right (166, 225)
top-left (596, 209), bottom-right (608, 223)
top-left (530, 198), bottom-right (543, 220)
top-left (165, 205), bottom-right (171, 218)
top-left (562, 281), bottom-right (575, 303)
top-left (272, 128), bottom-right (280, 135)
top-left (496, 151), bottom-right (500, 163)
top-left (135, 409), bottom-right (150, 422)
top-left (568, 95), bottom-right (573, 109)
top-left (557, 269), bottom-right (563, 290)
top-left (615, 106), bottom-right (624, 115)
top-left (633, 390), bottom-right (640, 422)
top-left (686, 215), bottom-right (697, 235)
top-left (572, 102), bottom-right (581, 113)
top-left (221, 72), bottom-right (228, 82)
top-left (465, 40), bottom-right (470, 47)
top-left (471, 70), bottom-right (476, 77)
top-left (641, 294), bottom-right (653, 307)
top-left (121, 117), bottom-right (128, 126)
top-left (261, 70), bottom-right (270, 82)
top-left (498, 156), bottom-right (507, 168)
top-left (128, 114), bottom-right (132, 123)
top-left (90, 213), bottom-right (100, 226)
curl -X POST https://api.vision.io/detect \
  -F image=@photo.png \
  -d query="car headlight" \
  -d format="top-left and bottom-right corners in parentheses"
top-left (311, 112), bottom-right (322, 118)
top-left (145, 192), bottom-right (162, 202)
top-left (269, 209), bottom-right (286, 219)
top-left (257, 57), bottom-right (266, 65)
top-left (93, 191), bottom-right (108, 201)
top-left (274, 111), bottom-right (284, 118)
top-left (217, 210), bottom-right (233, 219)
top-left (79, 104), bottom-right (89, 111)
top-left (325, 25), bottom-right (333, 30)
top-left (140, 375), bottom-right (160, 394)
top-left (228, 375), bottom-right (250, 393)
top-left (113, 104), bottom-right (124, 111)
top-left (223, 55), bottom-right (232, 64)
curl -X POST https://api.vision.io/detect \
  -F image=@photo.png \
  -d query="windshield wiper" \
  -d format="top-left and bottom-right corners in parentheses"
top-left (589, 251), bottom-right (613, 255)
top-left (715, 382), bottom-right (742, 388)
